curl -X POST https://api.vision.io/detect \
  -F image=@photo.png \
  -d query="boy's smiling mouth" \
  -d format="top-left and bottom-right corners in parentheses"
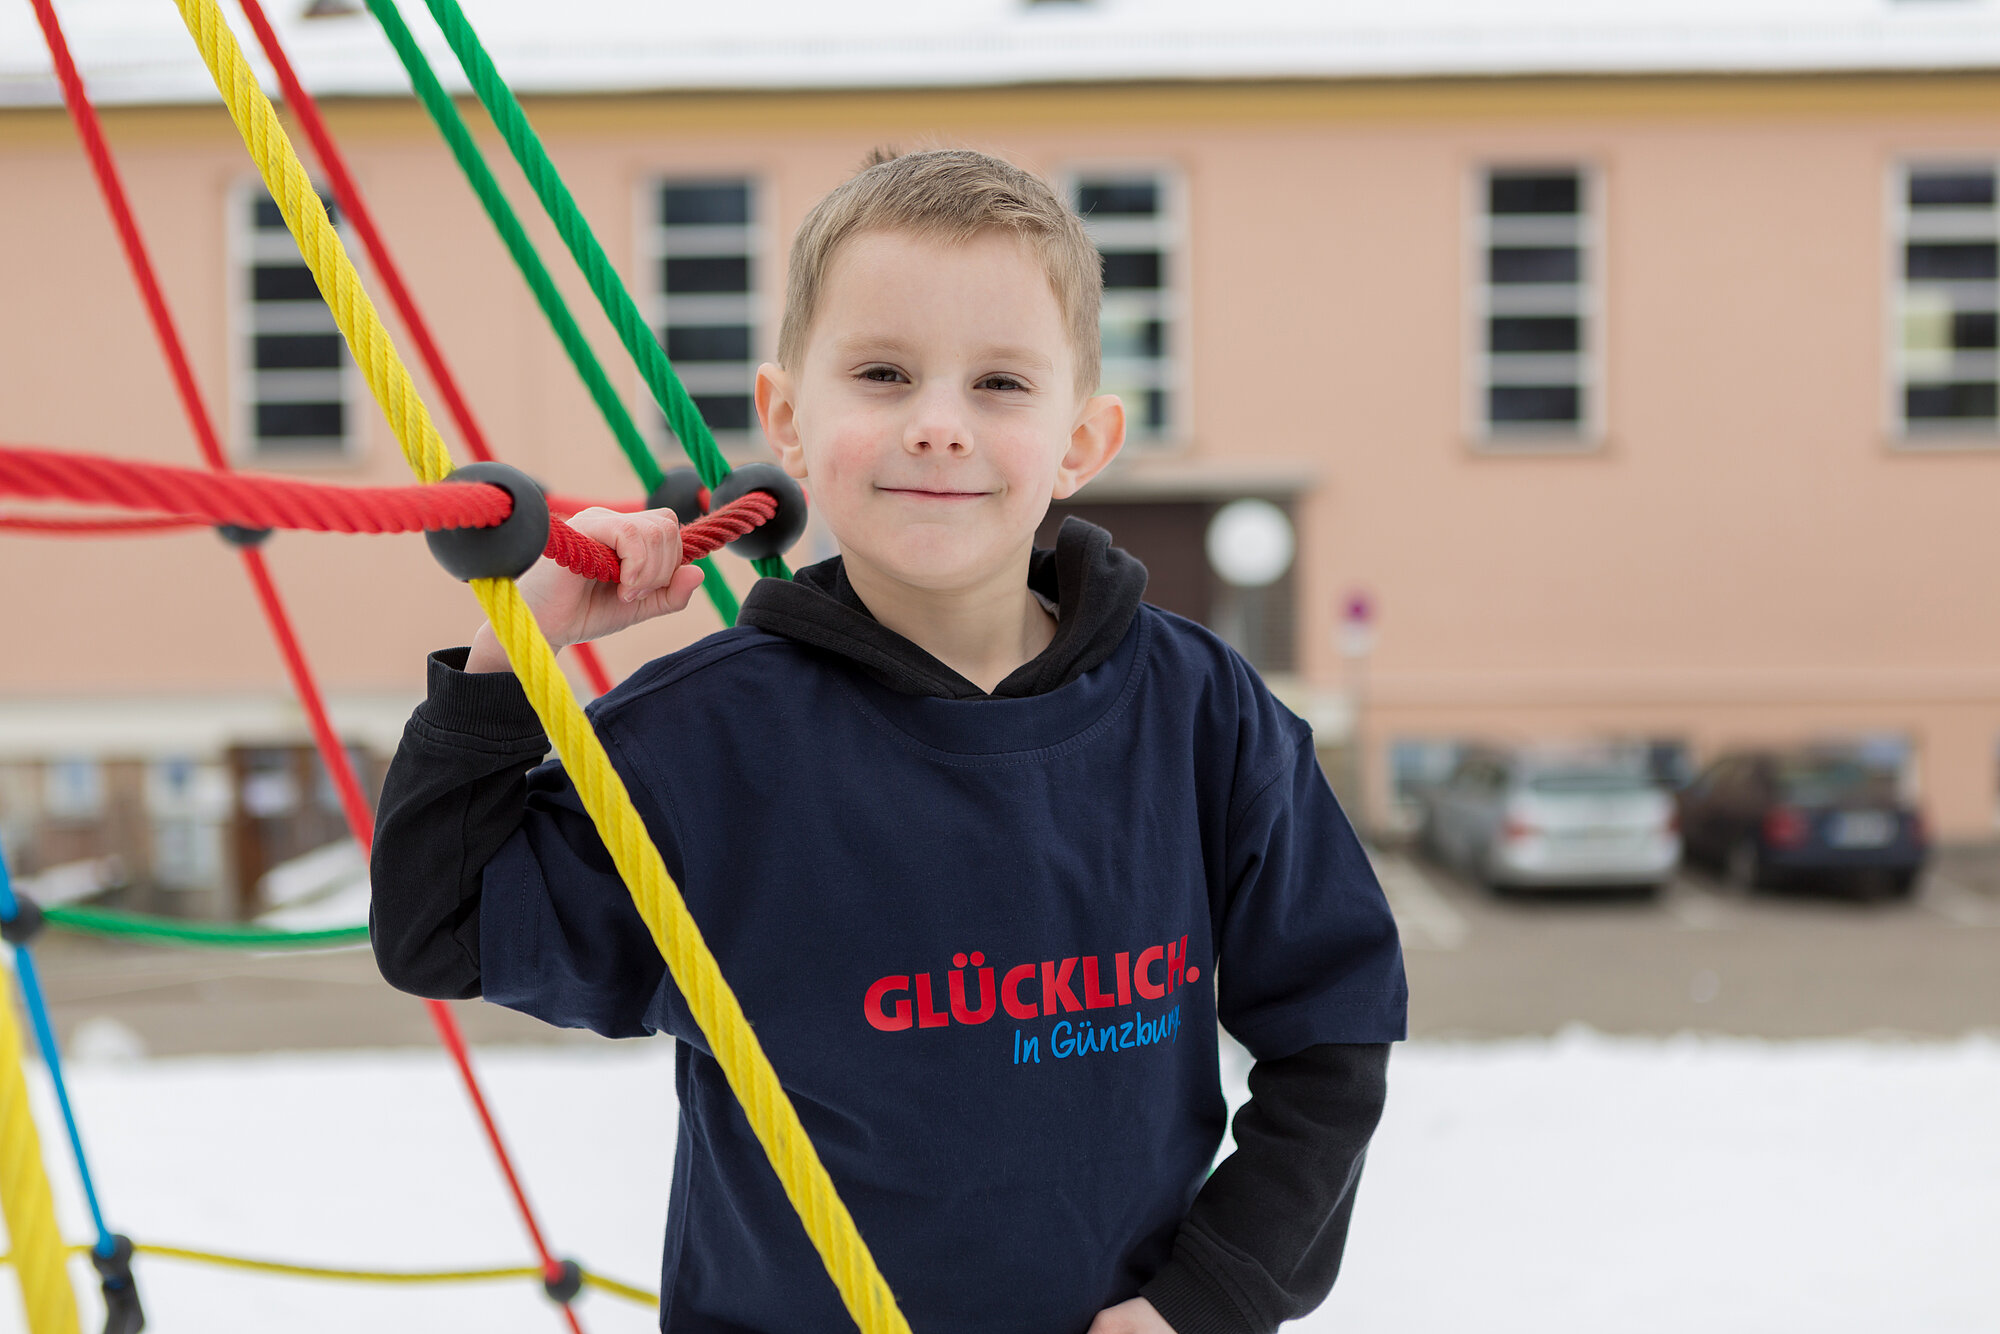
top-left (878, 486), bottom-right (990, 500)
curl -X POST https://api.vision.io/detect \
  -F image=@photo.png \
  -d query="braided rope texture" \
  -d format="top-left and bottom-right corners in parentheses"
top-left (359, 0), bottom-right (741, 626)
top-left (0, 443), bottom-right (507, 531)
top-left (8, 1240), bottom-right (657, 1307)
top-left (167, 2), bottom-right (907, 1327)
top-left (0, 442), bottom-right (773, 584)
top-left (472, 579), bottom-right (908, 1334)
top-left (0, 974), bottom-right (81, 1334)
top-left (0, 512), bottom-right (201, 534)
top-left (413, 0), bottom-right (789, 582)
top-left (37, 0), bottom-right (582, 1313)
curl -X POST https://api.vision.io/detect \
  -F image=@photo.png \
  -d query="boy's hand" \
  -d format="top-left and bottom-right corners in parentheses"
top-left (1086, 1298), bottom-right (1176, 1334)
top-left (464, 506), bottom-right (706, 673)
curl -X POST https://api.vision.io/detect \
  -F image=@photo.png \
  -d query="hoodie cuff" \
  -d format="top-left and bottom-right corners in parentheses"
top-left (1140, 1238), bottom-right (1261, 1334)
top-left (415, 647), bottom-right (548, 748)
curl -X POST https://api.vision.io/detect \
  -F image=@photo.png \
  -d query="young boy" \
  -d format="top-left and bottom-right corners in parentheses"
top-left (371, 149), bottom-right (1406, 1334)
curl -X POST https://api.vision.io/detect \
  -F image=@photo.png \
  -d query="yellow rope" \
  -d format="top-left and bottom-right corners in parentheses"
top-left (471, 581), bottom-right (907, 1333)
top-left (3, 1242), bottom-right (660, 1308)
top-left (165, 2), bottom-right (909, 1330)
top-left (579, 1269), bottom-right (657, 1305)
top-left (0, 990), bottom-right (81, 1334)
top-left (133, 1245), bottom-right (539, 1287)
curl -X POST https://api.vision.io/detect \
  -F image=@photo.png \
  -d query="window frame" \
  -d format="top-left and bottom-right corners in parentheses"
top-left (1888, 158), bottom-right (2000, 448)
top-left (639, 172), bottom-right (771, 458)
top-left (1467, 162), bottom-right (1605, 452)
top-left (227, 176), bottom-right (361, 464)
top-left (1059, 162), bottom-right (1192, 452)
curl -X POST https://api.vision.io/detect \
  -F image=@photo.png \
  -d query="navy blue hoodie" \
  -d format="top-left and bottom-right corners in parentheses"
top-left (373, 519), bottom-right (1406, 1333)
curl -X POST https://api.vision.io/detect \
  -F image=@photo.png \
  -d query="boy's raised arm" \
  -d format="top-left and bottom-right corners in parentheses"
top-left (369, 648), bottom-right (552, 998)
top-left (373, 503), bottom-right (706, 996)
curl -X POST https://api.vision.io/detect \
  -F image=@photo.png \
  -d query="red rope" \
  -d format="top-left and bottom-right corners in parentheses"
top-left (29, 4), bottom-right (584, 1314)
top-left (0, 441), bottom-right (773, 583)
top-left (541, 491), bottom-right (776, 582)
top-left (0, 443), bottom-right (510, 531)
top-left (0, 512), bottom-right (203, 534)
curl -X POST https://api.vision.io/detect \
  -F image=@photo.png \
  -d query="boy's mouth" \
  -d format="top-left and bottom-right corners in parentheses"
top-left (878, 486), bottom-right (989, 500)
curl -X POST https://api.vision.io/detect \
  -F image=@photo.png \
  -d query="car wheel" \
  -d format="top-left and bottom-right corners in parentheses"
top-left (1724, 838), bottom-right (1764, 894)
top-left (1884, 869), bottom-right (1920, 900)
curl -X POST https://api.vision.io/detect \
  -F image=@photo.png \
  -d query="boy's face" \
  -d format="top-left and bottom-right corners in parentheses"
top-left (757, 229), bottom-right (1123, 596)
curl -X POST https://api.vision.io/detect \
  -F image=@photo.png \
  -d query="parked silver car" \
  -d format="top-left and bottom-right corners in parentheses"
top-left (1419, 746), bottom-right (1680, 893)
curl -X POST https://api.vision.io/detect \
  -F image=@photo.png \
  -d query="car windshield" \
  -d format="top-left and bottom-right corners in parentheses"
top-left (1778, 757), bottom-right (1895, 806)
top-left (1526, 768), bottom-right (1656, 796)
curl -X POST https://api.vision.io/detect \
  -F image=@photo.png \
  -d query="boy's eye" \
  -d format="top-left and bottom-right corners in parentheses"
top-left (857, 365), bottom-right (907, 384)
top-left (978, 374), bottom-right (1028, 392)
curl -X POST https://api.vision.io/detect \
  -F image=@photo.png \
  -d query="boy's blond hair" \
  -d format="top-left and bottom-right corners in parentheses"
top-left (777, 148), bottom-right (1103, 394)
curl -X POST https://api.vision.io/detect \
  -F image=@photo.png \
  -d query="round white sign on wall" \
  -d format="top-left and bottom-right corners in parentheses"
top-left (1205, 499), bottom-right (1295, 588)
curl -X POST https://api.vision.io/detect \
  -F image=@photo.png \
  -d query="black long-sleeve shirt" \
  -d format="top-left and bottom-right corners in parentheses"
top-left (372, 519), bottom-right (1398, 1334)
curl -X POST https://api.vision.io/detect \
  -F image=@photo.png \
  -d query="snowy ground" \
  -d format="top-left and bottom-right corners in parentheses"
top-left (4, 1030), bottom-right (1998, 1333)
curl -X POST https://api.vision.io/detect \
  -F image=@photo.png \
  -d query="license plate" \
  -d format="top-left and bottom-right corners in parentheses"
top-left (1830, 811), bottom-right (1895, 848)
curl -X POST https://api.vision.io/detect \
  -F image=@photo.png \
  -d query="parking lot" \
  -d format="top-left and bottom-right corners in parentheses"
top-left (1380, 844), bottom-right (2000, 1039)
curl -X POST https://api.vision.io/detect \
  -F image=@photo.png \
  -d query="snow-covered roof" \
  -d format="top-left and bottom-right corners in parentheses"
top-left (8, 0), bottom-right (2000, 109)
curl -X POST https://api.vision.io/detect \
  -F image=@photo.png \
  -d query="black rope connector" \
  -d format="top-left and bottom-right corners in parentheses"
top-left (645, 467), bottom-right (709, 522)
top-left (92, 1233), bottom-right (145, 1334)
top-left (424, 462), bottom-right (551, 582)
top-left (711, 462), bottom-right (807, 561)
top-left (0, 893), bottom-right (44, 945)
top-left (214, 523), bottom-right (273, 548)
top-left (542, 1258), bottom-right (584, 1304)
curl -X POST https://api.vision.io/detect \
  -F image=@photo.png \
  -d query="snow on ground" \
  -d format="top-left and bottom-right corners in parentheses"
top-left (3, 1029), bottom-right (1997, 1333)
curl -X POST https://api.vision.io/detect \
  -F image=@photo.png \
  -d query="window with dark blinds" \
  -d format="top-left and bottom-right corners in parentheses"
top-left (1899, 165), bottom-right (2000, 432)
top-left (1478, 168), bottom-right (1596, 442)
top-left (243, 185), bottom-right (351, 457)
top-left (651, 179), bottom-right (760, 446)
top-left (1072, 173), bottom-right (1178, 444)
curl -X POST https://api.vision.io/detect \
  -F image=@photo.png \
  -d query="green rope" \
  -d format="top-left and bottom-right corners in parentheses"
top-left (42, 904), bottom-right (368, 949)
top-left (413, 0), bottom-right (789, 581)
top-left (361, 0), bottom-right (741, 624)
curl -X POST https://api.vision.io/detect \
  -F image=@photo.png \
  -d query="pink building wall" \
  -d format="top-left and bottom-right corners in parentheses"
top-left (3, 78), bottom-right (1999, 835)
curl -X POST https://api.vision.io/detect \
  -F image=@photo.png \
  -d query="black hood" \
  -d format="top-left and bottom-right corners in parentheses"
top-left (737, 516), bottom-right (1148, 700)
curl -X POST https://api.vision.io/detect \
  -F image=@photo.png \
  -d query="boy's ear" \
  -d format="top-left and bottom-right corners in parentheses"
top-left (1052, 393), bottom-right (1125, 501)
top-left (755, 363), bottom-right (808, 479)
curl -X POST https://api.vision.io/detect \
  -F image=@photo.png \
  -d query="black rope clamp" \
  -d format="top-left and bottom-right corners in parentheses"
top-left (0, 893), bottom-right (44, 945)
top-left (711, 462), bottom-right (807, 561)
top-left (645, 467), bottom-right (709, 522)
top-left (92, 1233), bottom-right (145, 1334)
top-left (424, 462), bottom-right (550, 582)
top-left (214, 523), bottom-right (273, 548)
top-left (542, 1258), bottom-right (584, 1304)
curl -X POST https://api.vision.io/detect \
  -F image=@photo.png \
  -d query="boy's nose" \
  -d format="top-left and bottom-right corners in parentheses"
top-left (902, 384), bottom-right (973, 456)
top-left (902, 419), bottom-right (971, 456)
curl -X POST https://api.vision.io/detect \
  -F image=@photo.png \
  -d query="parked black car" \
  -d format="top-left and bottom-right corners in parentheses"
top-left (1677, 749), bottom-right (1927, 896)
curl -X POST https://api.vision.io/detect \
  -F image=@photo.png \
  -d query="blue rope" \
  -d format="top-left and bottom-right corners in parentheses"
top-left (0, 833), bottom-right (115, 1257)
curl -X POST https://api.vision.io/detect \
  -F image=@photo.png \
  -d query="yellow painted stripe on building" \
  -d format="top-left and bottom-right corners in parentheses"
top-left (7, 70), bottom-right (2000, 148)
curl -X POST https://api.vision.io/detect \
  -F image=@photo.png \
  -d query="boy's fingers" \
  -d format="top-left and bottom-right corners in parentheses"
top-left (628, 564), bottom-right (705, 622)
top-left (612, 509), bottom-right (684, 602)
top-left (665, 562), bottom-right (706, 612)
